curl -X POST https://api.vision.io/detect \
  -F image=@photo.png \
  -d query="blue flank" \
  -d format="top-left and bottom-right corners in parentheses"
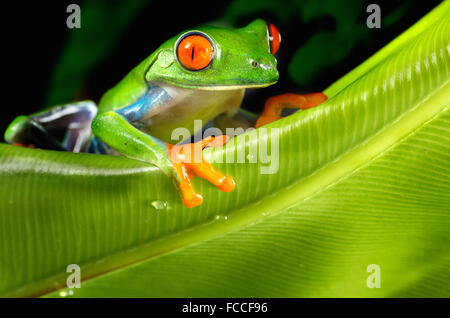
top-left (87, 136), bottom-right (110, 154)
top-left (115, 84), bottom-right (170, 123)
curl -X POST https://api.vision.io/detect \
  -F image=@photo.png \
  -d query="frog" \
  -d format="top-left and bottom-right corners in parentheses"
top-left (4, 19), bottom-right (327, 208)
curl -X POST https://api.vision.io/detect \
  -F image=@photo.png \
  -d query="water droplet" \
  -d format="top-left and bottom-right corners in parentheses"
top-left (59, 289), bottom-right (74, 297)
top-left (246, 153), bottom-right (255, 162)
top-left (151, 200), bottom-right (167, 210)
top-left (215, 215), bottom-right (228, 221)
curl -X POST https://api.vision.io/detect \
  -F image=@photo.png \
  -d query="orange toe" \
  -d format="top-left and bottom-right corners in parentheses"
top-left (255, 115), bottom-right (281, 128)
top-left (182, 193), bottom-right (203, 208)
top-left (217, 176), bottom-right (236, 192)
top-left (13, 142), bottom-right (35, 148)
top-left (207, 135), bottom-right (230, 147)
top-left (303, 92), bottom-right (328, 109)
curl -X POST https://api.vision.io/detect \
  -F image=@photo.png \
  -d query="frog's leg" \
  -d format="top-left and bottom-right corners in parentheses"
top-left (5, 115), bottom-right (65, 151)
top-left (91, 87), bottom-right (235, 208)
top-left (4, 101), bottom-right (97, 152)
top-left (255, 92), bottom-right (327, 128)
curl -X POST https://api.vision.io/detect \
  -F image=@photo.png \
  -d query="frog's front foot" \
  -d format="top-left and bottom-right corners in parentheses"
top-left (167, 135), bottom-right (236, 208)
top-left (12, 142), bottom-right (35, 149)
top-left (255, 92), bottom-right (328, 128)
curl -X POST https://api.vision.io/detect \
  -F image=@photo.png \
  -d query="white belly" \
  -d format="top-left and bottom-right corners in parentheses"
top-left (140, 82), bottom-right (245, 143)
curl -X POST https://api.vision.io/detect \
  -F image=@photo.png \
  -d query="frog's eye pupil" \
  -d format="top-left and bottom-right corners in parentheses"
top-left (268, 23), bottom-right (281, 55)
top-left (176, 33), bottom-right (214, 71)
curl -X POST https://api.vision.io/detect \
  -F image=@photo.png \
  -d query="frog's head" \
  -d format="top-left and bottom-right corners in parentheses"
top-left (145, 19), bottom-right (280, 90)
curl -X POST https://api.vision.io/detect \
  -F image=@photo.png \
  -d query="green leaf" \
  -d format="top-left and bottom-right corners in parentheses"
top-left (0, 2), bottom-right (449, 297)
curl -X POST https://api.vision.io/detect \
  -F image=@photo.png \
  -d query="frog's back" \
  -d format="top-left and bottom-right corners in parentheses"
top-left (97, 53), bottom-right (156, 113)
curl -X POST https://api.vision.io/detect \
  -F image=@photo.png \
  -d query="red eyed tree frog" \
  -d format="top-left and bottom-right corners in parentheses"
top-left (4, 19), bottom-right (327, 208)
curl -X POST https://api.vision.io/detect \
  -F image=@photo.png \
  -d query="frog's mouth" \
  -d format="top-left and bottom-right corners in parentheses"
top-left (168, 81), bottom-right (278, 91)
top-left (198, 82), bottom-right (277, 90)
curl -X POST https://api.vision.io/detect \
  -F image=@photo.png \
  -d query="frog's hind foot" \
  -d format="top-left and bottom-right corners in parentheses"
top-left (4, 101), bottom-right (98, 153)
top-left (167, 135), bottom-right (236, 208)
top-left (255, 92), bottom-right (328, 128)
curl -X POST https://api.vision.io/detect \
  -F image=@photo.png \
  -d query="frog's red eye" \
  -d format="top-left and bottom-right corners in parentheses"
top-left (268, 23), bottom-right (281, 55)
top-left (176, 33), bottom-right (214, 71)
